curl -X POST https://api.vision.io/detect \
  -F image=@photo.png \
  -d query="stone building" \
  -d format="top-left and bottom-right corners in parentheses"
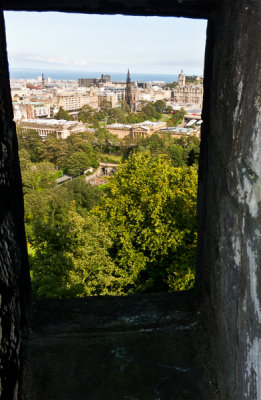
top-left (98, 92), bottom-right (119, 108)
top-left (78, 74), bottom-right (111, 87)
top-left (1, 1), bottom-right (261, 400)
top-left (17, 119), bottom-right (86, 139)
top-left (106, 120), bottom-right (167, 139)
top-left (13, 102), bottom-right (50, 120)
top-left (172, 71), bottom-right (203, 107)
top-left (54, 88), bottom-right (99, 112)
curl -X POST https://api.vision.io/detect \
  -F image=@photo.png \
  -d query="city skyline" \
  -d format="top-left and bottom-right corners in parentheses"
top-left (4, 12), bottom-right (207, 76)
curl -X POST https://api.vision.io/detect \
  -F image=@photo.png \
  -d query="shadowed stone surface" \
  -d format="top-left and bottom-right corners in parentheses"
top-left (0, 11), bottom-right (30, 400)
top-left (1, 0), bottom-right (261, 398)
top-left (2, 0), bottom-right (215, 19)
top-left (198, 1), bottom-right (261, 399)
top-left (22, 293), bottom-right (218, 400)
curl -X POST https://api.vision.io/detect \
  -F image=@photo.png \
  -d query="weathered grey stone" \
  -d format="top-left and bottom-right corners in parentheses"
top-left (0, 11), bottom-right (30, 400)
top-left (198, 1), bottom-right (261, 399)
top-left (22, 293), bottom-right (218, 400)
top-left (0, 0), bottom-right (261, 399)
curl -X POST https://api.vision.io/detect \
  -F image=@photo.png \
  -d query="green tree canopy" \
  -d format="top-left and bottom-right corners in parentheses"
top-left (78, 105), bottom-right (94, 123)
top-left (67, 152), bottom-right (93, 176)
top-left (54, 106), bottom-right (73, 121)
top-left (163, 81), bottom-right (178, 89)
top-left (135, 134), bottom-right (166, 157)
top-left (21, 161), bottom-right (57, 194)
top-left (17, 127), bottom-right (43, 163)
top-left (153, 100), bottom-right (166, 113)
top-left (167, 144), bottom-right (186, 167)
top-left (94, 152), bottom-right (198, 293)
top-left (167, 108), bottom-right (186, 127)
top-left (40, 135), bottom-right (70, 168)
top-left (99, 98), bottom-right (111, 112)
top-left (108, 107), bottom-right (126, 124)
top-left (140, 102), bottom-right (161, 121)
top-left (29, 204), bottom-right (123, 298)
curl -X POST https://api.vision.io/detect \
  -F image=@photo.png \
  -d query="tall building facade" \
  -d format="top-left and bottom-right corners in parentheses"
top-left (172, 71), bottom-right (203, 107)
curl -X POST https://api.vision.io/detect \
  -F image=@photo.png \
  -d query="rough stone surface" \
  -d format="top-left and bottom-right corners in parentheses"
top-left (22, 293), bottom-right (219, 400)
top-left (198, 1), bottom-right (261, 399)
top-left (0, 11), bottom-right (30, 400)
top-left (2, 0), bottom-right (215, 19)
top-left (1, 0), bottom-right (261, 399)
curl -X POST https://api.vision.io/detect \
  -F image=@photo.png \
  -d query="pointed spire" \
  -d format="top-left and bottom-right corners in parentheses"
top-left (125, 69), bottom-right (132, 110)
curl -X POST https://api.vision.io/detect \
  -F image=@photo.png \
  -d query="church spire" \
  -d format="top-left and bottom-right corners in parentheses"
top-left (125, 69), bottom-right (132, 110)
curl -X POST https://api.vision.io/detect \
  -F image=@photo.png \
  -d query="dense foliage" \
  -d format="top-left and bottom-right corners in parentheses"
top-left (54, 106), bottom-right (74, 121)
top-left (77, 100), bottom-right (174, 126)
top-left (18, 108), bottom-right (200, 298)
top-left (94, 153), bottom-right (197, 293)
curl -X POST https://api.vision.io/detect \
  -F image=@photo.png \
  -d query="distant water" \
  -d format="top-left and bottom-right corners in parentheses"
top-left (9, 68), bottom-right (179, 83)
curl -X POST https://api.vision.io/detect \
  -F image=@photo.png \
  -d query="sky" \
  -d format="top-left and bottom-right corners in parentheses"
top-left (4, 12), bottom-right (207, 75)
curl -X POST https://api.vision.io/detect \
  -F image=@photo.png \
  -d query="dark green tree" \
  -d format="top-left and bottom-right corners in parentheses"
top-left (140, 102), bottom-right (161, 120)
top-left (78, 105), bottom-right (94, 123)
top-left (67, 152), bottom-right (92, 176)
top-left (167, 144), bottom-right (185, 167)
top-left (54, 106), bottom-right (73, 121)
top-left (40, 135), bottom-right (70, 168)
top-left (108, 107), bottom-right (126, 124)
top-left (154, 100), bottom-right (166, 113)
top-left (17, 127), bottom-right (43, 163)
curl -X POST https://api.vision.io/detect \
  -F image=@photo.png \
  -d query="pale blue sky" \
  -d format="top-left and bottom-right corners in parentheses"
top-left (4, 12), bottom-right (207, 75)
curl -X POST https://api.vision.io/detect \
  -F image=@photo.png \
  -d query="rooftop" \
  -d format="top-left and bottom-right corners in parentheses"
top-left (19, 118), bottom-right (81, 126)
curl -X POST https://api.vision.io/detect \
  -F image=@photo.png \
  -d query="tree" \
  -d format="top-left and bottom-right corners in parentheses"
top-left (108, 107), bottom-right (126, 124)
top-left (99, 98), bottom-right (111, 112)
top-left (167, 107), bottom-right (186, 127)
top-left (140, 102), bottom-right (161, 120)
top-left (29, 204), bottom-right (124, 298)
top-left (21, 161), bottom-right (57, 194)
top-left (65, 177), bottom-right (102, 214)
top-left (120, 100), bottom-right (130, 113)
top-left (54, 106), bottom-right (73, 121)
top-left (17, 127), bottom-right (43, 163)
top-left (78, 105), bottom-right (94, 123)
top-left (184, 136), bottom-right (200, 166)
top-left (40, 135), bottom-right (70, 168)
top-left (154, 100), bottom-right (166, 114)
top-left (94, 153), bottom-right (198, 293)
top-left (67, 152), bottom-right (92, 176)
top-left (163, 81), bottom-right (178, 89)
top-left (95, 128), bottom-right (118, 154)
top-left (167, 144), bottom-right (185, 167)
top-left (136, 134), bottom-right (166, 157)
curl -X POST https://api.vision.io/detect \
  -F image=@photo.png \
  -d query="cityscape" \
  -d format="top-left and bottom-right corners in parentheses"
top-left (12, 69), bottom-right (203, 141)
top-left (1, 4), bottom-right (259, 399)
top-left (5, 11), bottom-right (205, 298)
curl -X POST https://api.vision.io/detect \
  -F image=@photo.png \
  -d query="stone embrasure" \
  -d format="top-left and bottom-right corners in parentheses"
top-left (22, 293), bottom-right (218, 400)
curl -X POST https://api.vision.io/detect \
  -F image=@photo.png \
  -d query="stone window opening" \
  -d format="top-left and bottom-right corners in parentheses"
top-left (1, 1), bottom-right (261, 399)
top-left (3, 10), bottom-right (206, 299)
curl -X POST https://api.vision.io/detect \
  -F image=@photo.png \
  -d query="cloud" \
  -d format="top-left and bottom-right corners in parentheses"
top-left (8, 53), bottom-right (90, 68)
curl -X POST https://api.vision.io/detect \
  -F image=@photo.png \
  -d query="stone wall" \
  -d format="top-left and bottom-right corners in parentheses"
top-left (2, 0), bottom-right (215, 19)
top-left (1, 1), bottom-right (261, 399)
top-left (198, 1), bottom-right (261, 398)
top-left (0, 11), bottom-right (30, 400)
